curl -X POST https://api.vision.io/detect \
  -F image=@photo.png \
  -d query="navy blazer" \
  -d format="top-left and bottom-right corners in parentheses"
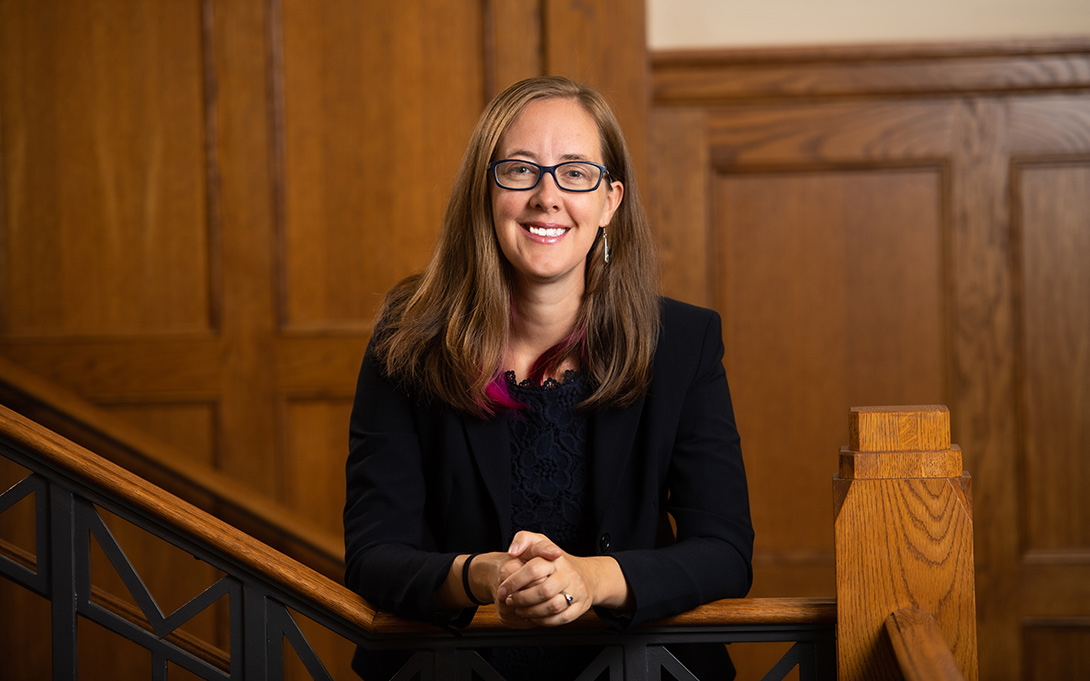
top-left (344, 297), bottom-right (754, 633)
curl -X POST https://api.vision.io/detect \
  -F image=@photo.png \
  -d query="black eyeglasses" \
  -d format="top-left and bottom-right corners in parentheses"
top-left (489, 159), bottom-right (609, 192)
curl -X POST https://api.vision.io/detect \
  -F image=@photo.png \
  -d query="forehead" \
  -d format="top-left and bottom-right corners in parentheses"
top-left (497, 97), bottom-right (602, 159)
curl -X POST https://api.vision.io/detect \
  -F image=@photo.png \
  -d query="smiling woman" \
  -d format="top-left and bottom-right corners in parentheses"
top-left (489, 98), bottom-right (623, 348)
top-left (343, 76), bottom-right (754, 681)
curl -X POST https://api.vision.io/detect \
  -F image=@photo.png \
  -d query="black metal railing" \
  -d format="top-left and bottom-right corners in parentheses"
top-left (0, 406), bottom-right (835, 680)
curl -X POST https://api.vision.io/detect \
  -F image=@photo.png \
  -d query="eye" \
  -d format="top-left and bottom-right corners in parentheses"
top-left (499, 162), bottom-right (535, 178)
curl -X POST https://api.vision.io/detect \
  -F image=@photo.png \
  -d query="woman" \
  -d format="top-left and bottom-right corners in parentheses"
top-left (344, 76), bottom-right (753, 680)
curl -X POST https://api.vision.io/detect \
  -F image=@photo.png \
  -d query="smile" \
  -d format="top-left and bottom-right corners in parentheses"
top-left (526, 225), bottom-right (569, 238)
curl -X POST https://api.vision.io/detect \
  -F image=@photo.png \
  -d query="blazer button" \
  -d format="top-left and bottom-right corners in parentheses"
top-left (599, 534), bottom-right (611, 552)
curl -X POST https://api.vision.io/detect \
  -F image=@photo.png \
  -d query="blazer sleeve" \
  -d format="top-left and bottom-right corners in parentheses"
top-left (342, 344), bottom-right (472, 626)
top-left (603, 304), bottom-right (754, 627)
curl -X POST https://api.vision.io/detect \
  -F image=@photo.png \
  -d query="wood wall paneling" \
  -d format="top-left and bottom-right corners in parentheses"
top-left (0, 0), bottom-right (212, 337)
top-left (277, 0), bottom-right (486, 331)
top-left (651, 41), bottom-right (1090, 680)
top-left (543, 0), bottom-right (650, 174)
top-left (648, 108), bottom-right (711, 305)
top-left (1015, 161), bottom-right (1090, 555)
top-left (106, 401), bottom-right (218, 467)
top-left (0, 1), bottom-right (653, 677)
top-left (715, 166), bottom-right (947, 597)
top-left (282, 397), bottom-right (354, 532)
top-left (485, 0), bottom-right (543, 95)
top-left (1022, 620), bottom-right (1090, 679)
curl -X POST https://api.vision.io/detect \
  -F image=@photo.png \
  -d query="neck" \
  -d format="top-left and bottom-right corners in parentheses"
top-left (506, 278), bottom-right (584, 380)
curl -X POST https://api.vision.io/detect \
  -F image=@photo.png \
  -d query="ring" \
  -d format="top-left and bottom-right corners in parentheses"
top-left (564, 593), bottom-right (574, 607)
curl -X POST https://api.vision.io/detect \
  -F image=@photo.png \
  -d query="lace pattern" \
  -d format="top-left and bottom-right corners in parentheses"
top-left (493, 370), bottom-right (593, 679)
top-left (505, 369), bottom-right (591, 552)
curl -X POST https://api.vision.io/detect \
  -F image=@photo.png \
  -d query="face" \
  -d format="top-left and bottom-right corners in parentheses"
top-left (491, 97), bottom-right (623, 295)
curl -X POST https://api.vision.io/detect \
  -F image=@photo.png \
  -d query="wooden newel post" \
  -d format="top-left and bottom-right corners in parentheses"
top-left (833, 406), bottom-right (978, 680)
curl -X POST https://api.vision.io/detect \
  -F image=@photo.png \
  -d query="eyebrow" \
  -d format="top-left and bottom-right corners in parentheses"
top-left (503, 150), bottom-right (593, 162)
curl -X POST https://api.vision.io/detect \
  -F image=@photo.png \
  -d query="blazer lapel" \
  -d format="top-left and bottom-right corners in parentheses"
top-left (461, 414), bottom-right (513, 543)
top-left (590, 395), bottom-right (646, 530)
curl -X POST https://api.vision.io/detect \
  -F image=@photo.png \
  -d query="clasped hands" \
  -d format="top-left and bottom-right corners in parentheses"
top-left (467, 530), bottom-right (628, 628)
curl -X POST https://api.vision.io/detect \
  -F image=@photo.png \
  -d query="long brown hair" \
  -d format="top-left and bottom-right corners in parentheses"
top-left (373, 76), bottom-right (660, 415)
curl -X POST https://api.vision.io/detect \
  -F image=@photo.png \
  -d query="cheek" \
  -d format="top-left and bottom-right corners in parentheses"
top-left (491, 193), bottom-right (521, 225)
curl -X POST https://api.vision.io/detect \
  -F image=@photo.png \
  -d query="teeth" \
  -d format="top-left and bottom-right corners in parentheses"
top-left (528, 226), bottom-right (566, 237)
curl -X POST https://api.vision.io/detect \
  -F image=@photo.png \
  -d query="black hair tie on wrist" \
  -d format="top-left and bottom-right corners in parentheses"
top-left (462, 553), bottom-right (489, 606)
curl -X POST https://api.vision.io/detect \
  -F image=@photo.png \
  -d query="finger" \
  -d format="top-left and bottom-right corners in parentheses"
top-left (497, 556), bottom-right (525, 582)
top-left (498, 558), bottom-right (554, 601)
top-left (507, 531), bottom-right (548, 558)
top-left (518, 592), bottom-right (583, 625)
top-left (522, 538), bottom-right (563, 561)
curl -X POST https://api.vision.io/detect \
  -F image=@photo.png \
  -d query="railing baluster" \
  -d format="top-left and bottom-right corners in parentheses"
top-left (269, 600), bottom-right (335, 681)
top-left (49, 484), bottom-right (78, 681)
top-left (243, 585), bottom-right (269, 681)
top-left (152, 654), bottom-right (169, 681)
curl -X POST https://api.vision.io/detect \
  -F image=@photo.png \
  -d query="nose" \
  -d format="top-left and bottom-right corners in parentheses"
top-left (530, 168), bottom-right (562, 208)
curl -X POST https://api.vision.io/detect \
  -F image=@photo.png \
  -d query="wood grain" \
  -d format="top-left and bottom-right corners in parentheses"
top-left (849, 405), bottom-right (951, 452)
top-left (834, 407), bottom-right (977, 681)
top-left (886, 608), bottom-right (967, 681)
top-left (839, 445), bottom-right (963, 480)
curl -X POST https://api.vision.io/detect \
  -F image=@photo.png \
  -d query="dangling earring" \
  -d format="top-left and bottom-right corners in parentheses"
top-left (602, 230), bottom-right (611, 264)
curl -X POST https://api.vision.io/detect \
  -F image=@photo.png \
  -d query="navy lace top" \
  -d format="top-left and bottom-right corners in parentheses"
top-left (487, 370), bottom-right (598, 680)
top-left (506, 369), bottom-right (593, 552)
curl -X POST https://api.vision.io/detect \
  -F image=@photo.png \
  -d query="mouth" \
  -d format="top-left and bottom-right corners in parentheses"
top-left (522, 223), bottom-right (570, 242)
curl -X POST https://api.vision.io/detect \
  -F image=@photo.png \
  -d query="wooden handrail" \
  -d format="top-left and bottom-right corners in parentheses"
top-left (0, 356), bottom-right (343, 575)
top-left (456, 596), bottom-right (836, 634)
top-left (886, 608), bottom-right (968, 681)
top-left (0, 403), bottom-right (835, 640)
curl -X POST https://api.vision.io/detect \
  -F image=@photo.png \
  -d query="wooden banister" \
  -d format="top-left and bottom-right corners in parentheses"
top-left (0, 403), bottom-right (835, 641)
top-left (0, 356), bottom-right (344, 576)
top-left (21, 397), bottom-right (997, 679)
top-left (834, 406), bottom-right (978, 681)
top-left (886, 608), bottom-right (968, 681)
top-left (0, 402), bottom-right (378, 628)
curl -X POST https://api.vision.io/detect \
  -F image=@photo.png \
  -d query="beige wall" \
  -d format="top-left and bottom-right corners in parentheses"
top-left (648, 0), bottom-right (1090, 47)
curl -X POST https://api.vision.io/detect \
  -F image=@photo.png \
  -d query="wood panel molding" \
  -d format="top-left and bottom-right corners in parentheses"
top-left (653, 37), bottom-right (1090, 103)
